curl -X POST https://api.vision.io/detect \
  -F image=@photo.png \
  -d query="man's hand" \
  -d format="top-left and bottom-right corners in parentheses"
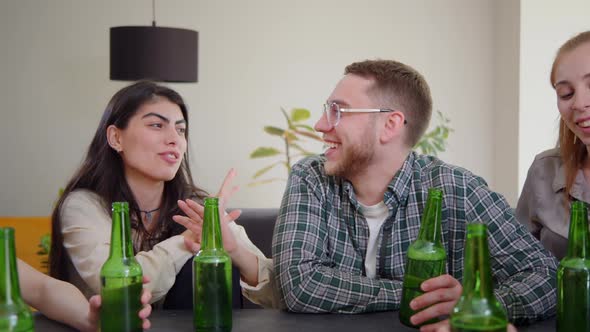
top-left (409, 274), bottom-right (462, 327)
top-left (86, 276), bottom-right (152, 332)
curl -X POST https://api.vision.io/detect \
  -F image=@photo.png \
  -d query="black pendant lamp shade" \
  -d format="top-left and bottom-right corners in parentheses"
top-left (110, 26), bottom-right (198, 82)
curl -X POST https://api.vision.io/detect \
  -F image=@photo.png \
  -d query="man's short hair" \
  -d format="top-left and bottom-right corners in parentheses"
top-left (345, 59), bottom-right (433, 147)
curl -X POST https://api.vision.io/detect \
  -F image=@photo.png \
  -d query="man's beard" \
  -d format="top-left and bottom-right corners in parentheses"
top-left (325, 127), bottom-right (376, 179)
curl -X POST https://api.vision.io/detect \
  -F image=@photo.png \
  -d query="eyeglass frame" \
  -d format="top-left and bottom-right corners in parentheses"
top-left (322, 101), bottom-right (407, 128)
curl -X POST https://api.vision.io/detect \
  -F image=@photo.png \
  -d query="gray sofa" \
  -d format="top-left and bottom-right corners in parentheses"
top-left (236, 208), bottom-right (278, 258)
top-left (233, 208), bottom-right (279, 308)
top-left (163, 208), bottom-right (279, 309)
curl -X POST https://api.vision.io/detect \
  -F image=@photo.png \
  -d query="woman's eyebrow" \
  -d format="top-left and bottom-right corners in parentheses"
top-left (142, 112), bottom-right (169, 123)
top-left (142, 113), bottom-right (186, 125)
top-left (555, 73), bottom-right (590, 87)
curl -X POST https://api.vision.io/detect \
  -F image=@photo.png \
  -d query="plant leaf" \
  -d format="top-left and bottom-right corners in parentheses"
top-left (432, 140), bottom-right (444, 153)
top-left (291, 108), bottom-right (311, 122)
top-left (293, 152), bottom-right (317, 158)
top-left (284, 130), bottom-right (298, 142)
top-left (247, 178), bottom-right (286, 187)
top-left (414, 109), bottom-right (453, 156)
top-left (264, 126), bottom-right (285, 136)
top-left (250, 147), bottom-right (281, 158)
top-left (252, 162), bottom-right (282, 179)
top-left (294, 130), bottom-right (323, 142)
top-left (281, 108), bottom-right (293, 128)
top-left (295, 124), bottom-right (315, 132)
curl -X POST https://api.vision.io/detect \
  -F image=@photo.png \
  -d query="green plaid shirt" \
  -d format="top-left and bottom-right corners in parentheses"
top-left (273, 152), bottom-right (557, 324)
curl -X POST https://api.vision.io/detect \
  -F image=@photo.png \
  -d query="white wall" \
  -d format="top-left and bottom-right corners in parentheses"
top-left (518, 0), bottom-right (590, 192)
top-left (492, 0), bottom-right (520, 206)
top-left (1, 0), bottom-right (500, 215)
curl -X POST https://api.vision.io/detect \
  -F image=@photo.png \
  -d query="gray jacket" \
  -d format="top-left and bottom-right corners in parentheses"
top-left (516, 148), bottom-right (590, 260)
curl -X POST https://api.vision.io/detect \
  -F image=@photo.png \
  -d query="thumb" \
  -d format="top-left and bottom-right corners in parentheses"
top-left (184, 237), bottom-right (200, 253)
top-left (226, 209), bottom-right (242, 223)
top-left (89, 295), bottom-right (101, 310)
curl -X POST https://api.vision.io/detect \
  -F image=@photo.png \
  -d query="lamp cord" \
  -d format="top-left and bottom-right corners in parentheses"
top-left (151, 0), bottom-right (156, 26)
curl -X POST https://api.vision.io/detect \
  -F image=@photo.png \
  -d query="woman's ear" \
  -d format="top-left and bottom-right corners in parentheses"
top-left (380, 111), bottom-right (406, 144)
top-left (106, 125), bottom-right (123, 153)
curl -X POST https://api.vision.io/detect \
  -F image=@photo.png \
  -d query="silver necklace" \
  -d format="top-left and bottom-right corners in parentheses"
top-left (139, 207), bottom-right (160, 223)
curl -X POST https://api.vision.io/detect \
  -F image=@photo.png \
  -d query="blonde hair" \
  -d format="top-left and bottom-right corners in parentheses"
top-left (553, 31), bottom-right (590, 199)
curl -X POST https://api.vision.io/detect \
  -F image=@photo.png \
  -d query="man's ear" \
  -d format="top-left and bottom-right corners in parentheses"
top-left (106, 125), bottom-right (123, 153)
top-left (380, 111), bottom-right (406, 144)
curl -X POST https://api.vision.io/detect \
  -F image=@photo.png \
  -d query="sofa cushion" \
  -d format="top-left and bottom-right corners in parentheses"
top-left (234, 208), bottom-right (278, 258)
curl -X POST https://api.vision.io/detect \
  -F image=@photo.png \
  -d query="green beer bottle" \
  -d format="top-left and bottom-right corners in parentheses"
top-left (193, 197), bottom-right (232, 332)
top-left (400, 188), bottom-right (447, 327)
top-left (0, 228), bottom-right (34, 332)
top-left (557, 201), bottom-right (590, 331)
top-left (450, 223), bottom-right (507, 332)
top-left (100, 202), bottom-right (143, 332)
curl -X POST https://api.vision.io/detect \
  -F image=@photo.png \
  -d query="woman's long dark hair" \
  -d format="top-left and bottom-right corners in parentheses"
top-left (49, 81), bottom-right (207, 280)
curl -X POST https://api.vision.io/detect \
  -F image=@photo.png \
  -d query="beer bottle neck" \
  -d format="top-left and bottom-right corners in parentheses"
top-left (417, 189), bottom-right (443, 244)
top-left (462, 224), bottom-right (494, 298)
top-left (109, 202), bottom-right (135, 259)
top-left (202, 198), bottom-right (223, 250)
top-left (567, 202), bottom-right (590, 259)
top-left (0, 228), bottom-right (24, 304)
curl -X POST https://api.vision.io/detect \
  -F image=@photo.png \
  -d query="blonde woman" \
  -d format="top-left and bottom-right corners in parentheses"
top-left (517, 31), bottom-right (590, 260)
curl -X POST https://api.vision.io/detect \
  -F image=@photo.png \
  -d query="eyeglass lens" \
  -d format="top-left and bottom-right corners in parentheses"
top-left (326, 103), bottom-right (339, 127)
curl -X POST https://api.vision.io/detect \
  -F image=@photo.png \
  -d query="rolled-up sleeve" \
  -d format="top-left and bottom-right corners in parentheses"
top-left (60, 190), bottom-right (192, 302)
top-left (230, 222), bottom-right (281, 308)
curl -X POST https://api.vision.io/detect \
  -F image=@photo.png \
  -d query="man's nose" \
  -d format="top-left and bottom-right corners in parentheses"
top-left (314, 111), bottom-right (333, 133)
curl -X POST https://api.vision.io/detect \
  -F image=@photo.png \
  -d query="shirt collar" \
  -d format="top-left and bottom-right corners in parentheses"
top-left (553, 161), bottom-right (589, 201)
top-left (343, 152), bottom-right (414, 209)
top-left (383, 151), bottom-right (415, 207)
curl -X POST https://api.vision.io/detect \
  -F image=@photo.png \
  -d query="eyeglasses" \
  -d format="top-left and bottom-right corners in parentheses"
top-left (322, 102), bottom-right (407, 128)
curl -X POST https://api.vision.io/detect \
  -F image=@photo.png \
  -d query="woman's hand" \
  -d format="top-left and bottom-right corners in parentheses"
top-left (86, 276), bottom-right (152, 331)
top-left (173, 168), bottom-right (242, 254)
top-left (173, 168), bottom-right (261, 286)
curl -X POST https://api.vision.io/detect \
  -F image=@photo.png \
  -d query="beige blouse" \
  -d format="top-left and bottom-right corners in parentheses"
top-left (516, 148), bottom-right (590, 260)
top-left (60, 189), bottom-right (278, 307)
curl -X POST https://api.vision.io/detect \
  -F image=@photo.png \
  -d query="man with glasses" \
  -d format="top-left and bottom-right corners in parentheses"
top-left (272, 60), bottom-right (556, 329)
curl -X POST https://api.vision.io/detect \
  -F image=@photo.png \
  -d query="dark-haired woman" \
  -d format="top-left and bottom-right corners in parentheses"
top-left (50, 81), bottom-right (274, 306)
top-left (517, 31), bottom-right (590, 260)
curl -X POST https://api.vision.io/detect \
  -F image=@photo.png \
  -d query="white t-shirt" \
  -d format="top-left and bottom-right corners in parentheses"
top-left (359, 201), bottom-right (389, 279)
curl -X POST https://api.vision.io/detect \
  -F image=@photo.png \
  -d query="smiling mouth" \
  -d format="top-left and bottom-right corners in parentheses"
top-left (325, 142), bottom-right (341, 149)
top-left (578, 119), bottom-right (590, 128)
top-left (159, 152), bottom-right (180, 162)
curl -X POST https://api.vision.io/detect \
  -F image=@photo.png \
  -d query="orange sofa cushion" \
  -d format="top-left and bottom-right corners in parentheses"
top-left (0, 217), bottom-right (51, 274)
